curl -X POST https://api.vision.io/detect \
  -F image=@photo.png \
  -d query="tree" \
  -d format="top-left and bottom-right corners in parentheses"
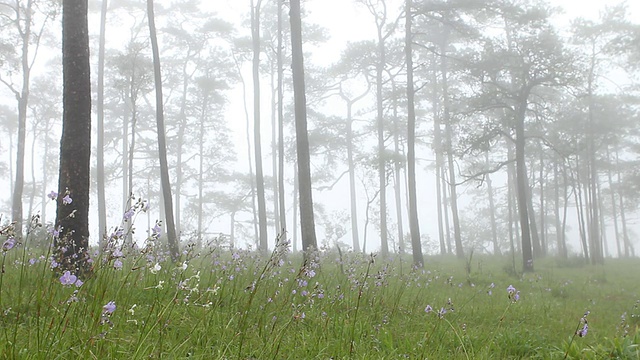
top-left (96, 0), bottom-right (108, 249)
top-left (55, 0), bottom-right (92, 276)
top-left (147, 0), bottom-right (179, 261)
top-left (0, 0), bottom-right (57, 235)
top-left (251, 0), bottom-right (268, 252)
top-left (405, 0), bottom-right (424, 266)
top-left (290, 0), bottom-right (317, 254)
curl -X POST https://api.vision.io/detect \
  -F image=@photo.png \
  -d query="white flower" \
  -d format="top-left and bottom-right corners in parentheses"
top-left (150, 263), bottom-right (161, 274)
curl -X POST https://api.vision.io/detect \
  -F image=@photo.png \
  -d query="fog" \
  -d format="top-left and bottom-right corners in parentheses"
top-left (1, 0), bottom-right (639, 262)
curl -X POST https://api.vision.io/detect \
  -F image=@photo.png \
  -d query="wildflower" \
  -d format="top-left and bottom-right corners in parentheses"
top-left (123, 208), bottom-right (135, 221)
top-left (75, 279), bottom-right (84, 287)
top-left (60, 271), bottom-right (78, 286)
top-left (2, 237), bottom-right (16, 252)
top-left (113, 259), bottom-right (123, 270)
top-left (577, 323), bottom-right (588, 337)
top-left (48, 191), bottom-right (58, 200)
top-left (102, 301), bottom-right (116, 315)
top-left (425, 305), bottom-right (433, 313)
top-left (507, 285), bottom-right (519, 302)
top-left (152, 223), bottom-right (162, 237)
top-left (150, 263), bottom-right (161, 274)
top-left (438, 307), bottom-right (447, 318)
top-left (62, 194), bottom-right (72, 205)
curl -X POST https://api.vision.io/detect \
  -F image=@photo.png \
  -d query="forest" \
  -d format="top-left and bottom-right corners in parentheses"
top-left (1, 0), bottom-right (640, 358)
top-left (1, 0), bottom-right (640, 268)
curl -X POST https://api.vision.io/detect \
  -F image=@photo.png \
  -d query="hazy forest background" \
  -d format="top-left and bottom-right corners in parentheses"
top-left (2, 0), bottom-right (640, 271)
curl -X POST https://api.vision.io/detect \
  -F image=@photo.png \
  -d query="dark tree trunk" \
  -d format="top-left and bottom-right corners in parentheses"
top-left (56, 0), bottom-right (92, 276)
top-left (290, 0), bottom-right (317, 255)
top-left (147, 0), bottom-right (180, 261)
top-left (405, 0), bottom-right (423, 267)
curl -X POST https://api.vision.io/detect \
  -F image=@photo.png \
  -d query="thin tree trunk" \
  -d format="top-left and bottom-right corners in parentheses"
top-left (606, 145), bottom-right (621, 257)
top-left (345, 100), bottom-right (360, 252)
top-left (614, 145), bottom-right (630, 257)
top-left (290, 0), bottom-right (317, 255)
top-left (251, 0), bottom-right (268, 252)
top-left (233, 54), bottom-right (260, 246)
top-left (441, 40), bottom-right (463, 258)
top-left (11, 0), bottom-right (35, 236)
top-left (376, 25), bottom-right (389, 257)
top-left (276, 0), bottom-right (287, 243)
top-left (431, 63), bottom-right (446, 255)
top-left (485, 152), bottom-right (500, 255)
top-left (515, 89), bottom-right (533, 272)
top-left (405, 0), bottom-right (423, 266)
top-left (147, 0), bottom-right (179, 261)
top-left (97, 0), bottom-right (108, 249)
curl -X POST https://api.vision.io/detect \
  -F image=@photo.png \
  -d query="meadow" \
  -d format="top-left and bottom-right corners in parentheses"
top-left (1, 220), bottom-right (639, 359)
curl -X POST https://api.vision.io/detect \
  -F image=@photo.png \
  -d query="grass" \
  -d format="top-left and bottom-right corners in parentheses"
top-left (1, 221), bottom-right (639, 359)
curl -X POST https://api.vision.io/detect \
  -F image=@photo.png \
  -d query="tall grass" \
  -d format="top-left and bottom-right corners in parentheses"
top-left (1, 215), bottom-right (639, 359)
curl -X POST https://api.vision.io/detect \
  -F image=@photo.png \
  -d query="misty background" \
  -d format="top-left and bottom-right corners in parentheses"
top-left (1, 0), bottom-right (639, 259)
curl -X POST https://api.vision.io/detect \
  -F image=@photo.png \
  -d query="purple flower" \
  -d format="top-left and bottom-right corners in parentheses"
top-left (152, 223), bottom-right (162, 237)
top-left (123, 208), bottom-right (135, 221)
top-left (48, 191), bottom-right (58, 200)
top-left (75, 279), bottom-right (84, 287)
top-left (425, 305), bottom-right (433, 313)
top-left (507, 285), bottom-right (519, 302)
top-left (48, 225), bottom-right (62, 238)
top-left (438, 307), bottom-right (447, 318)
top-left (60, 271), bottom-right (77, 286)
top-left (62, 194), bottom-right (72, 205)
top-left (2, 237), bottom-right (16, 251)
top-left (113, 259), bottom-right (123, 270)
top-left (577, 323), bottom-right (588, 337)
top-left (102, 301), bottom-right (116, 315)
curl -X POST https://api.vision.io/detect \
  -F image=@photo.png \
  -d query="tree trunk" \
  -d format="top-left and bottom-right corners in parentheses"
top-left (96, 0), bottom-right (108, 249)
top-left (605, 145), bottom-right (621, 257)
top-left (147, 0), bottom-right (180, 261)
top-left (485, 152), bottom-right (500, 255)
top-left (251, 0), bottom-right (268, 252)
top-left (346, 101), bottom-right (360, 252)
top-left (441, 41), bottom-right (463, 259)
top-left (614, 145), bottom-right (630, 257)
top-left (376, 25), bottom-right (389, 257)
top-left (290, 0), bottom-right (317, 255)
top-left (431, 61), bottom-right (446, 255)
top-left (276, 0), bottom-right (287, 244)
top-left (56, 0), bottom-right (92, 276)
top-left (515, 90), bottom-right (533, 272)
top-left (405, 0), bottom-right (423, 266)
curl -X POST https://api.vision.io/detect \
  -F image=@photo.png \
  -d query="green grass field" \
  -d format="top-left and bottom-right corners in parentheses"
top-left (1, 235), bottom-right (639, 359)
